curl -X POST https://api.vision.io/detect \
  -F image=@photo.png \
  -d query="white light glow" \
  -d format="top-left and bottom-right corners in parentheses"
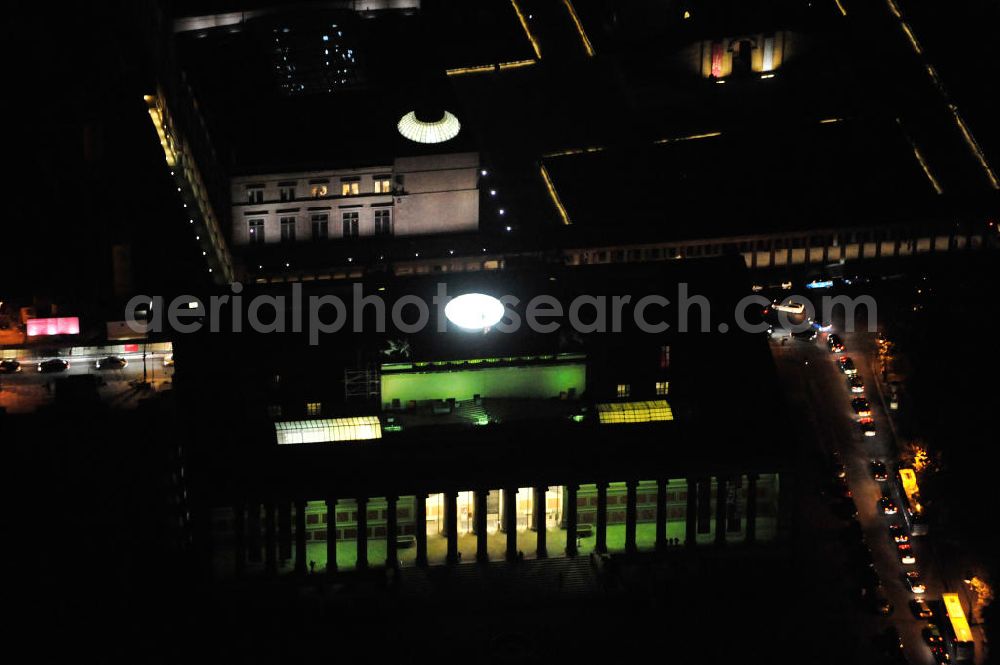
top-left (397, 110), bottom-right (461, 144)
top-left (445, 293), bottom-right (505, 331)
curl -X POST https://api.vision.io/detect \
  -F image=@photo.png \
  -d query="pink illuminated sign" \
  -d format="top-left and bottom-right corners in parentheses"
top-left (26, 317), bottom-right (80, 337)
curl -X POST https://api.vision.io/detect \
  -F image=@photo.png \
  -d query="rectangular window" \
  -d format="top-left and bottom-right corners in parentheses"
top-left (305, 402), bottom-right (322, 417)
top-left (341, 178), bottom-right (360, 196)
top-left (616, 383), bottom-right (630, 398)
top-left (266, 405), bottom-right (283, 419)
top-left (342, 211), bottom-right (359, 237)
top-left (655, 381), bottom-right (669, 396)
top-left (280, 216), bottom-right (296, 243)
top-left (311, 214), bottom-right (329, 240)
top-left (279, 185), bottom-right (296, 202)
top-left (374, 176), bottom-right (392, 194)
top-left (659, 345), bottom-right (671, 369)
top-left (248, 219), bottom-right (265, 244)
top-left (310, 183), bottom-right (328, 198)
top-left (374, 208), bottom-right (392, 236)
top-left (247, 187), bottom-right (264, 204)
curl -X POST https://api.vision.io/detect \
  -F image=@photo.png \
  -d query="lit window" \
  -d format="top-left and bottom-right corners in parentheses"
top-left (247, 186), bottom-right (264, 204)
top-left (342, 211), bottom-right (359, 237)
top-left (597, 400), bottom-right (673, 424)
top-left (274, 416), bottom-right (382, 444)
top-left (311, 214), bottom-right (329, 240)
top-left (248, 219), bottom-right (265, 244)
top-left (279, 184), bottom-right (296, 202)
top-left (656, 381), bottom-right (669, 396)
top-left (305, 402), bottom-right (322, 416)
top-left (374, 208), bottom-right (392, 236)
top-left (659, 345), bottom-right (671, 369)
top-left (310, 183), bottom-right (328, 197)
top-left (616, 384), bottom-right (630, 398)
top-left (341, 178), bottom-right (360, 196)
top-left (280, 217), bottom-right (296, 243)
top-left (374, 176), bottom-right (392, 194)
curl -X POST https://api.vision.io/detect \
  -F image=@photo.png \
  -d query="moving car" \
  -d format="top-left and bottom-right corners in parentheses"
top-left (838, 356), bottom-right (858, 375)
top-left (859, 417), bottom-right (876, 438)
top-left (871, 460), bottom-right (888, 481)
top-left (904, 570), bottom-right (926, 594)
top-left (922, 624), bottom-right (944, 645)
top-left (852, 398), bottom-right (872, 418)
top-left (38, 359), bottom-right (70, 373)
top-left (889, 524), bottom-right (909, 543)
top-left (773, 300), bottom-right (805, 314)
top-left (833, 462), bottom-right (847, 479)
top-left (897, 543), bottom-right (916, 565)
top-left (96, 356), bottom-right (128, 370)
top-left (0, 359), bottom-right (21, 373)
top-left (827, 333), bottom-right (845, 353)
top-left (878, 496), bottom-right (898, 515)
top-left (848, 375), bottom-right (865, 393)
top-left (910, 598), bottom-right (933, 619)
top-left (792, 328), bottom-right (818, 342)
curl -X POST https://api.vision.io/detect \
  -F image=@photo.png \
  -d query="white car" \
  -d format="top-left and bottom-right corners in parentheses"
top-left (773, 300), bottom-right (805, 314)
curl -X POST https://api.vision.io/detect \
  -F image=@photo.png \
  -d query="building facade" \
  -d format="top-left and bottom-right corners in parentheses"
top-left (230, 152), bottom-right (480, 246)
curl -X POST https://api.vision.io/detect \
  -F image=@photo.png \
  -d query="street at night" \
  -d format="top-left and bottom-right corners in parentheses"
top-left (2, 1), bottom-right (997, 663)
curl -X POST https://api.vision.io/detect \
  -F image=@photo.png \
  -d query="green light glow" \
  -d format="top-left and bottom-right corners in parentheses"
top-left (381, 363), bottom-right (586, 405)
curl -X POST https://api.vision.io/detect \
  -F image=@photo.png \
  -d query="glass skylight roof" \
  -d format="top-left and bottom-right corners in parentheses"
top-left (596, 400), bottom-right (674, 424)
top-left (397, 110), bottom-right (461, 144)
top-left (275, 416), bottom-right (382, 444)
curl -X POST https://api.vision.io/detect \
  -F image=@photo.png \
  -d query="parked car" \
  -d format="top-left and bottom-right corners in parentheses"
top-left (38, 359), bottom-right (70, 373)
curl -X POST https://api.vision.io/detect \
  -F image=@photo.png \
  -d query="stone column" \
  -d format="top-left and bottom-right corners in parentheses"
top-left (415, 493), bottom-right (428, 567)
top-left (264, 501), bottom-right (277, 575)
top-left (534, 487), bottom-right (548, 559)
top-left (278, 501), bottom-right (292, 562)
top-left (746, 474), bottom-right (758, 544)
top-left (503, 487), bottom-right (517, 562)
top-left (233, 502), bottom-right (246, 577)
top-left (565, 484), bottom-right (578, 557)
top-left (655, 479), bottom-right (667, 552)
top-left (474, 490), bottom-right (489, 563)
top-left (247, 501), bottom-right (262, 563)
top-left (294, 499), bottom-right (307, 574)
top-left (356, 496), bottom-right (368, 570)
top-left (715, 476), bottom-right (728, 546)
top-left (445, 492), bottom-right (459, 565)
top-left (386, 495), bottom-right (399, 568)
top-left (595, 482), bottom-right (608, 554)
top-left (325, 498), bottom-right (337, 574)
top-left (685, 478), bottom-right (697, 547)
top-left (625, 480), bottom-right (638, 554)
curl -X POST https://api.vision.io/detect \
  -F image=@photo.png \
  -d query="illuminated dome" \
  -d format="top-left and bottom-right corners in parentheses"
top-left (397, 109), bottom-right (461, 144)
top-left (445, 293), bottom-right (504, 331)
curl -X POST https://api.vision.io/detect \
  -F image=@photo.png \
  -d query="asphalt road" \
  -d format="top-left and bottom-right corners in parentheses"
top-left (0, 352), bottom-right (173, 412)
top-left (774, 325), bottom-right (979, 665)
